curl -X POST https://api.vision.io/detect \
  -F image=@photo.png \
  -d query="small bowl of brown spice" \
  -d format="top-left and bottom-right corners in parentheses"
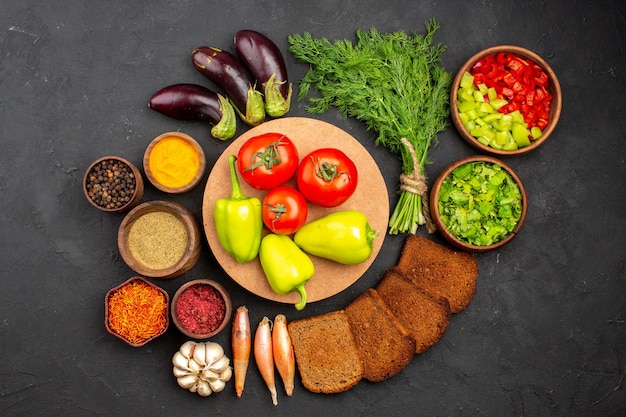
top-left (171, 279), bottom-right (232, 339)
top-left (117, 200), bottom-right (202, 279)
top-left (83, 156), bottom-right (144, 212)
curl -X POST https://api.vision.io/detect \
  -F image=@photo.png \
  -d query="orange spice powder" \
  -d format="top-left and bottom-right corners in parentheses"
top-left (148, 136), bottom-right (200, 188)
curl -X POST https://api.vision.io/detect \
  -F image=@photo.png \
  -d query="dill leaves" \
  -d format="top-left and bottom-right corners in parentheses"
top-left (288, 19), bottom-right (452, 234)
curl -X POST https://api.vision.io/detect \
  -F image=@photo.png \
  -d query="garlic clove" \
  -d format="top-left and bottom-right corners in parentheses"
top-left (196, 380), bottom-right (213, 397)
top-left (204, 342), bottom-right (224, 365)
top-left (192, 342), bottom-right (207, 366)
top-left (209, 378), bottom-right (226, 393)
top-left (220, 366), bottom-right (233, 382)
top-left (201, 368), bottom-right (220, 382)
top-left (172, 351), bottom-right (192, 372)
top-left (209, 355), bottom-right (230, 373)
top-left (179, 341), bottom-right (197, 359)
top-left (173, 366), bottom-right (193, 378)
top-left (188, 357), bottom-right (203, 373)
top-left (177, 374), bottom-right (199, 390)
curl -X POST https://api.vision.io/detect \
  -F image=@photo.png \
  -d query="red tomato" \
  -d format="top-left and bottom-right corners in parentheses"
top-left (237, 133), bottom-right (299, 190)
top-left (296, 148), bottom-right (358, 207)
top-left (262, 186), bottom-right (308, 234)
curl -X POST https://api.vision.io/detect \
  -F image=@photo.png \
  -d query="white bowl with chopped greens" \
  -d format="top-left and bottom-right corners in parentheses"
top-left (430, 155), bottom-right (528, 252)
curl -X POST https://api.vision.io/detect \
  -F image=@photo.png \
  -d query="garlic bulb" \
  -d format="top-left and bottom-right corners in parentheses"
top-left (172, 341), bottom-right (232, 397)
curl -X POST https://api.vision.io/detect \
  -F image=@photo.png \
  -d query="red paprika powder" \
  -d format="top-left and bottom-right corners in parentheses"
top-left (174, 283), bottom-right (226, 335)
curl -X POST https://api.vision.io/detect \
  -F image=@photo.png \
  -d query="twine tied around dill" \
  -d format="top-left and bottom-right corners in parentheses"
top-left (399, 138), bottom-right (436, 233)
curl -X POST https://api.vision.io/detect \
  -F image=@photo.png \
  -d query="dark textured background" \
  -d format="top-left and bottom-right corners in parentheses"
top-left (1, 1), bottom-right (625, 416)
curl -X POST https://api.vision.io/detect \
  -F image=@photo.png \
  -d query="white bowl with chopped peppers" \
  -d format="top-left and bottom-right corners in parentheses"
top-left (429, 155), bottom-right (528, 252)
top-left (451, 45), bottom-right (562, 156)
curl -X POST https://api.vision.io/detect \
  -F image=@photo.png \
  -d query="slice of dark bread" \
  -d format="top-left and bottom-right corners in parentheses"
top-left (376, 266), bottom-right (451, 353)
top-left (344, 289), bottom-right (416, 382)
top-left (287, 310), bottom-right (363, 393)
top-left (396, 235), bottom-right (478, 313)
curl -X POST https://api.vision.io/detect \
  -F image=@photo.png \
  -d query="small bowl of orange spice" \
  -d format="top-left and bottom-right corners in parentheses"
top-left (105, 276), bottom-right (169, 347)
top-left (143, 132), bottom-right (206, 193)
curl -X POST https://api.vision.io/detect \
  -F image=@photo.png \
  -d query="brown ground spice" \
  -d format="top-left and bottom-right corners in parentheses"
top-left (127, 211), bottom-right (188, 270)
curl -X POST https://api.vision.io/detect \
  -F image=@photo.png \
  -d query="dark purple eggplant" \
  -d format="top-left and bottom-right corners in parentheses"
top-left (234, 30), bottom-right (292, 118)
top-left (191, 46), bottom-right (265, 126)
top-left (148, 83), bottom-right (237, 140)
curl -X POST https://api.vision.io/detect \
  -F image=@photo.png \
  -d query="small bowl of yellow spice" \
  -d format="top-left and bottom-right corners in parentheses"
top-left (143, 132), bottom-right (206, 194)
top-left (118, 200), bottom-right (202, 279)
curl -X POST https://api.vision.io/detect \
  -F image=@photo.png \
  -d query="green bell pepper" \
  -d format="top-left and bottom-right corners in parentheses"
top-left (214, 155), bottom-right (263, 263)
top-left (259, 233), bottom-right (315, 310)
top-left (293, 210), bottom-right (378, 265)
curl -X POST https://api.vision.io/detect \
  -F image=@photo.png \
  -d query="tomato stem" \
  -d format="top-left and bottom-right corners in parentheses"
top-left (312, 157), bottom-right (345, 182)
top-left (244, 137), bottom-right (288, 171)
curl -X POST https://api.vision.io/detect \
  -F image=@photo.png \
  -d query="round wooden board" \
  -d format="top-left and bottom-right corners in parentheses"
top-left (202, 117), bottom-right (389, 305)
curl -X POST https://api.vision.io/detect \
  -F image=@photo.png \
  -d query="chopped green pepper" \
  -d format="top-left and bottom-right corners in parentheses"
top-left (214, 155), bottom-right (263, 263)
top-left (293, 210), bottom-right (378, 265)
top-left (438, 161), bottom-right (523, 246)
top-left (259, 233), bottom-right (315, 310)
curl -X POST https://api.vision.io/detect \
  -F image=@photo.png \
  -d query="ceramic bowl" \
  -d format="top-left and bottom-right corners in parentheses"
top-left (83, 156), bottom-right (144, 212)
top-left (429, 155), bottom-right (528, 252)
top-left (117, 200), bottom-right (202, 279)
top-left (105, 276), bottom-right (169, 347)
top-left (171, 279), bottom-right (232, 339)
top-left (143, 132), bottom-right (206, 194)
top-left (450, 45), bottom-right (562, 156)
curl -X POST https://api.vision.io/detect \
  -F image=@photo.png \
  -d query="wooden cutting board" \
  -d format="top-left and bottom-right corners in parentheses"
top-left (202, 117), bottom-right (389, 306)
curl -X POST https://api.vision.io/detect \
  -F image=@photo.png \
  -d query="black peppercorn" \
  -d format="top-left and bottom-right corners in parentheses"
top-left (85, 158), bottom-right (137, 210)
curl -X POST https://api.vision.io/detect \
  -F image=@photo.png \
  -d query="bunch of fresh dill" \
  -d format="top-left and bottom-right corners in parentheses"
top-left (288, 19), bottom-right (452, 234)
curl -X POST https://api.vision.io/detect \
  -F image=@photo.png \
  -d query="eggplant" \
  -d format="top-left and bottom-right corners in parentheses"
top-left (191, 46), bottom-right (265, 127)
top-left (148, 83), bottom-right (237, 140)
top-left (234, 30), bottom-right (292, 118)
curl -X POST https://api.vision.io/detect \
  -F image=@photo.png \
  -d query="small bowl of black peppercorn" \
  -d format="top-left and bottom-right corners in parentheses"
top-left (83, 156), bottom-right (144, 212)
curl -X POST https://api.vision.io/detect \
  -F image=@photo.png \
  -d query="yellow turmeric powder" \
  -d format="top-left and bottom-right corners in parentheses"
top-left (148, 136), bottom-right (200, 188)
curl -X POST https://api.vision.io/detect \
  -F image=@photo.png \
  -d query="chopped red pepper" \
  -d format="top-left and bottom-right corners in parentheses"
top-left (496, 52), bottom-right (510, 65)
top-left (512, 81), bottom-right (524, 93)
top-left (535, 71), bottom-right (549, 86)
top-left (507, 58), bottom-right (525, 74)
top-left (470, 51), bottom-right (553, 129)
top-left (486, 64), bottom-right (500, 79)
top-left (503, 72), bottom-right (516, 87)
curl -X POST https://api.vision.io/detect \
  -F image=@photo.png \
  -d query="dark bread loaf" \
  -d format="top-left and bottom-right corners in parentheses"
top-left (376, 266), bottom-right (451, 353)
top-left (287, 310), bottom-right (363, 393)
top-left (396, 235), bottom-right (478, 313)
top-left (344, 289), bottom-right (416, 382)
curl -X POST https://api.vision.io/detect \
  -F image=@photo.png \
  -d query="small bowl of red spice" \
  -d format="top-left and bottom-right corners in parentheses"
top-left (451, 45), bottom-right (562, 156)
top-left (171, 279), bottom-right (232, 339)
top-left (83, 156), bottom-right (144, 212)
top-left (105, 276), bottom-right (169, 347)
